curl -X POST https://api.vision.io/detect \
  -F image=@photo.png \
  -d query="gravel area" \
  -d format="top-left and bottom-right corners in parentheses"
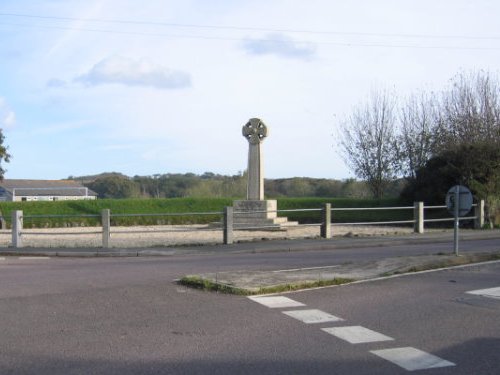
top-left (0, 224), bottom-right (420, 248)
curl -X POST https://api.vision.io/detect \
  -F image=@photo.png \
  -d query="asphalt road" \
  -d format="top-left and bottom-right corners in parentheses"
top-left (0, 237), bottom-right (499, 374)
top-left (250, 261), bottom-right (500, 374)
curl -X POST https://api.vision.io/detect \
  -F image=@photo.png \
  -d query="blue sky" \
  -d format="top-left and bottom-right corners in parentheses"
top-left (1, 0), bottom-right (499, 180)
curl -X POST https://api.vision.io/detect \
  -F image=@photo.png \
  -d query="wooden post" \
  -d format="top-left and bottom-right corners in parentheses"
top-left (321, 203), bottom-right (331, 239)
top-left (12, 210), bottom-right (23, 248)
top-left (0, 211), bottom-right (6, 230)
top-left (223, 207), bottom-right (233, 245)
top-left (474, 200), bottom-right (485, 229)
top-left (102, 209), bottom-right (110, 248)
top-left (414, 202), bottom-right (424, 234)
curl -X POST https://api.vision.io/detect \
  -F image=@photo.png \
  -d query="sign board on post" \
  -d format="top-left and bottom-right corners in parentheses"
top-left (445, 185), bottom-right (473, 256)
top-left (446, 185), bottom-right (473, 217)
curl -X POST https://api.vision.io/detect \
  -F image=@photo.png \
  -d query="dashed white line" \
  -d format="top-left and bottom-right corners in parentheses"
top-left (370, 347), bottom-right (455, 371)
top-left (272, 265), bottom-right (340, 273)
top-left (282, 309), bottom-right (343, 324)
top-left (249, 294), bottom-right (457, 371)
top-left (248, 296), bottom-right (306, 308)
top-left (466, 286), bottom-right (500, 299)
top-left (18, 257), bottom-right (51, 260)
top-left (322, 326), bottom-right (394, 344)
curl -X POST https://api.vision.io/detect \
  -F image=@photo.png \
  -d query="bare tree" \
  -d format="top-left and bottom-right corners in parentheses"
top-left (437, 71), bottom-right (500, 226)
top-left (436, 70), bottom-right (500, 148)
top-left (338, 90), bottom-right (398, 199)
top-left (397, 92), bottom-right (437, 179)
top-left (402, 71), bottom-right (500, 224)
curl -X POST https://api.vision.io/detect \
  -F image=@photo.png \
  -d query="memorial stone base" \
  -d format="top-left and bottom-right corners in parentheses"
top-left (233, 200), bottom-right (297, 230)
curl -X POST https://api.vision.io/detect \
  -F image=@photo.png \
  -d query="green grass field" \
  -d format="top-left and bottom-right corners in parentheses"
top-left (0, 197), bottom-right (443, 228)
top-left (0, 198), bottom-right (232, 227)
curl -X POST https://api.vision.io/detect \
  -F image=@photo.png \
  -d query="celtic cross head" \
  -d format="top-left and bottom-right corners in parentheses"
top-left (242, 118), bottom-right (268, 145)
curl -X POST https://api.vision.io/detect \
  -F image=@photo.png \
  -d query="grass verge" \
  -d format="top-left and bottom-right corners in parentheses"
top-left (179, 252), bottom-right (500, 295)
top-left (380, 252), bottom-right (500, 277)
top-left (178, 275), bottom-right (355, 296)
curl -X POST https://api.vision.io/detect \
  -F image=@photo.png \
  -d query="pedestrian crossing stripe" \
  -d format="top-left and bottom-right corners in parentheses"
top-left (370, 347), bottom-right (455, 371)
top-left (466, 286), bottom-right (500, 299)
top-left (282, 309), bottom-right (343, 324)
top-left (322, 326), bottom-right (394, 344)
top-left (248, 296), bottom-right (306, 308)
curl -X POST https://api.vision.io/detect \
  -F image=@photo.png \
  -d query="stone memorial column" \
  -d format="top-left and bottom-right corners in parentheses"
top-left (242, 118), bottom-right (268, 200)
top-left (233, 118), bottom-right (296, 230)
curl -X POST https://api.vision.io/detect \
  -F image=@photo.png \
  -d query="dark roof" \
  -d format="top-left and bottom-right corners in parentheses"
top-left (0, 179), bottom-right (97, 197)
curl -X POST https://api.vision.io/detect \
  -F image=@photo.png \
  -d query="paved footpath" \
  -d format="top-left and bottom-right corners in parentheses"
top-left (1, 228), bottom-right (499, 258)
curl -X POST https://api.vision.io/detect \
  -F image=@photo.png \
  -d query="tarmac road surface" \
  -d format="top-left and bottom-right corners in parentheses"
top-left (0, 234), bottom-right (499, 374)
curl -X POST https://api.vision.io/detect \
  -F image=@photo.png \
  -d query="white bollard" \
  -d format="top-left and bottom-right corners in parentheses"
top-left (102, 209), bottom-right (110, 248)
top-left (12, 210), bottom-right (23, 248)
top-left (321, 203), bottom-right (332, 239)
top-left (474, 200), bottom-right (485, 229)
top-left (414, 202), bottom-right (424, 234)
top-left (223, 207), bottom-right (233, 245)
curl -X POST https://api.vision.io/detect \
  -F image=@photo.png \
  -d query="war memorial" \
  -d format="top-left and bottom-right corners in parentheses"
top-left (233, 118), bottom-right (295, 229)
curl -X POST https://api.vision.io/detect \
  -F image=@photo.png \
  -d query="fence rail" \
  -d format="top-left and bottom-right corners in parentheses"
top-left (6, 200), bottom-right (485, 248)
top-left (111, 211), bottom-right (222, 218)
top-left (24, 214), bottom-right (101, 219)
top-left (331, 206), bottom-right (413, 211)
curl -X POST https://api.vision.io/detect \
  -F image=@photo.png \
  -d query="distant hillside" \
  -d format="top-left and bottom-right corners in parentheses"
top-left (69, 172), bottom-right (130, 184)
top-left (68, 172), bottom-right (405, 199)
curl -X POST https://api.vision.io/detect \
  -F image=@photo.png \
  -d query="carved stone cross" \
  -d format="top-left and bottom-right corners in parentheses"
top-left (242, 118), bottom-right (268, 200)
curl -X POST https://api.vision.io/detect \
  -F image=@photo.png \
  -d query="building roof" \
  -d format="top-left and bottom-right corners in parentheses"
top-left (0, 179), bottom-right (97, 197)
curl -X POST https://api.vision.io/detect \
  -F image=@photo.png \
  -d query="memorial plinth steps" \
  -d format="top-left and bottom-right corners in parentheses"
top-left (233, 200), bottom-right (297, 230)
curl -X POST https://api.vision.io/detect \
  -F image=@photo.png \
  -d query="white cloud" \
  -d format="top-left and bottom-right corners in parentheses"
top-left (242, 33), bottom-right (316, 60)
top-left (0, 97), bottom-right (16, 128)
top-left (76, 56), bottom-right (191, 89)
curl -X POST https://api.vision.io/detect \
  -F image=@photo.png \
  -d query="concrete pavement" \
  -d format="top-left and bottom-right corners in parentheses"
top-left (1, 228), bottom-right (499, 258)
top-left (184, 252), bottom-right (500, 294)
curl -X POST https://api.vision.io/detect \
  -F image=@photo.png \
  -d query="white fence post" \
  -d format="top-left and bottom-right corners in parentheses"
top-left (223, 207), bottom-right (233, 245)
top-left (12, 210), bottom-right (23, 248)
top-left (321, 203), bottom-right (331, 239)
top-left (414, 202), bottom-right (424, 234)
top-left (474, 200), bottom-right (485, 229)
top-left (102, 209), bottom-right (110, 248)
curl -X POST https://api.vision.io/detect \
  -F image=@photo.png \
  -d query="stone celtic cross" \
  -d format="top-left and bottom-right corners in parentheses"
top-left (242, 118), bottom-right (268, 200)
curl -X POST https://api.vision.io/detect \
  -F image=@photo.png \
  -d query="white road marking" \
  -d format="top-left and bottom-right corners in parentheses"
top-left (18, 257), bottom-right (51, 260)
top-left (272, 265), bottom-right (340, 273)
top-left (282, 309), bottom-right (343, 324)
top-left (0, 257), bottom-right (5, 261)
top-left (466, 286), bottom-right (500, 300)
top-left (322, 326), bottom-right (394, 344)
top-left (248, 296), bottom-right (306, 308)
top-left (370, 347), bottom-right (455, 371)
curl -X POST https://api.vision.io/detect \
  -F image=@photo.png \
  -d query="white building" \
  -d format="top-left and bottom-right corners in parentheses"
top-left (0, 179), bottom-right (97, 202)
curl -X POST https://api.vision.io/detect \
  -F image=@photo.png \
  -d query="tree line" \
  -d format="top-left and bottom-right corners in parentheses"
top-left (72, 172), bottom-right (404, 200)
top-left (337, 70), bottom-right (500, 226)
